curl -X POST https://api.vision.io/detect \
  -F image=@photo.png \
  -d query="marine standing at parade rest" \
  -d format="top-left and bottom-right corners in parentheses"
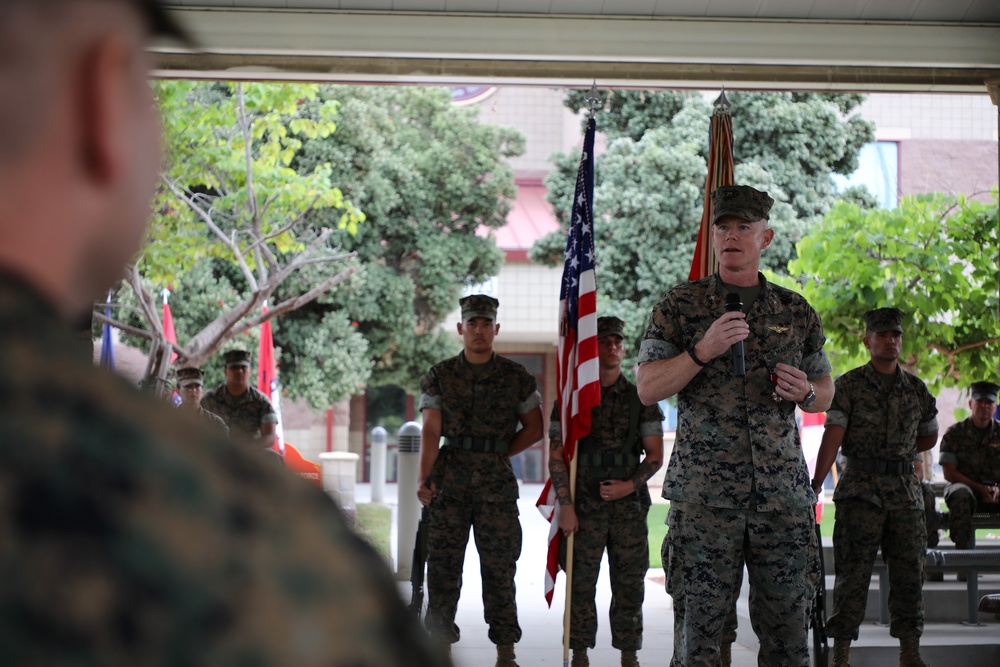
top-left (202, 349), bottom-right (277, 448)
top-left (939, 380), bottom-right (1000, 553)
top-left (549, 316), bottom-right (664, 667)
top-left (0, 1), bottom-right (447, 664)
top-left (417, 294), bottom-right (544, 667)
top-left (636, 184), bottom-right (834, 667)
top-left (812, 307), bottom-right (939, 667)
top-left (175, 366), bottom-right (229, 436)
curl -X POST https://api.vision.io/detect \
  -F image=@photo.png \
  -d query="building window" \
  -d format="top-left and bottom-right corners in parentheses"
top-left (832, 141), bottom-right (899, 210)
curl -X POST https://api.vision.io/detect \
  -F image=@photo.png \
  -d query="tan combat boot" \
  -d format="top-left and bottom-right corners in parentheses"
top-left (899, 636), bottom-right (932, 667)
top-left (832, 638), bottom-right (851, 667)
top-left (495, 643), bottom-right (519, 667)
top-left (719, 642), bottom-right (732, 667)
top-left (620, 649), bottom-right (640, 667)
top-left (571, 648), bottom-right (589, 667)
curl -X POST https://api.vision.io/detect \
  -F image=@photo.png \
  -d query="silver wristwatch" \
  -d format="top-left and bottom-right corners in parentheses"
top-left (798, 382), bottom-right (817, 409)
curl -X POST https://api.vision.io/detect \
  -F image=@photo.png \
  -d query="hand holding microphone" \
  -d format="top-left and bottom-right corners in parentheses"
top-left (724, 293), bottom-right (745, 376)
top-left (690, 298), bottom-right (749, 370)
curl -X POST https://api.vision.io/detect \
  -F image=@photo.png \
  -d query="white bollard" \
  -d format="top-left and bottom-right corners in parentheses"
top-left (320, 451), bottom-right (360, 525)
top-left (370, 426), bottom-right (387, 504)
top-left (395, 421), bottom-right (422, 579)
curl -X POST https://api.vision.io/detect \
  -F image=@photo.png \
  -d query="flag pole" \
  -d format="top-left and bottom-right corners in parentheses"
top-left (561, 81), bottom-right (602, 667)
top-left (562, 450), bottom-right (578, 667)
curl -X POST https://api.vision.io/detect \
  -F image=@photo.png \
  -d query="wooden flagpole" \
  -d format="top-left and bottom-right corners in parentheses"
top-left (562, 446), bottom-right (579, 667)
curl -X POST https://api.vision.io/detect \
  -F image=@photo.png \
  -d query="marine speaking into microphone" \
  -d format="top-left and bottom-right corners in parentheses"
top-left (635, 184), bottom-right (835, 666)
top-left (724, 293), bottom-right (745, 376)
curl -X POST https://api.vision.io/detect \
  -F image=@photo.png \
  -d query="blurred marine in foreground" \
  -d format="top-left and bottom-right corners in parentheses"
top-left (0, 1), bottom-right (446, 665)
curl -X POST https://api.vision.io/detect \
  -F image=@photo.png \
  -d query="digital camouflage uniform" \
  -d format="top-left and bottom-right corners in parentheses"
top-left (196, 406), bottom-right (230, 436)
top-left (420, 351), bottom-right (540, 646)
top-left (176, 367), bottom-right (231, 438)
top-left (939, 416), bottom-right (1000, 548)
top-left (639, 272), bottom-right (830, 667)
top-left (824, 362), bottom-right (938, 641)
top-left (0, 275), bottom-right (446, 667)
top-left (549, 376), bottom-right (664, 651)
top-left (202, 383), bottom-right (277, 445)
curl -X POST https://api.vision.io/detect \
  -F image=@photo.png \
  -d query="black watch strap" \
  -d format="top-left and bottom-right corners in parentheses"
top-left (686, 345), bottom-right (708, 367)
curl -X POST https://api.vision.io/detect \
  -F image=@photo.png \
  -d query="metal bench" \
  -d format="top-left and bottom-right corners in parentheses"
top-left (873, 549), bottom-right (1000, 625)
top-left (938, 511), bottom-right (1000, 539)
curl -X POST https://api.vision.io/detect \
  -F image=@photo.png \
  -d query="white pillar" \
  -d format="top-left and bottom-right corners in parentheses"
top-left (395, 421), bottom-right (422, 579)
top-left (370, 426), bottom-right (388, 504)
top-left (320, 451), bottom-right (360, 525)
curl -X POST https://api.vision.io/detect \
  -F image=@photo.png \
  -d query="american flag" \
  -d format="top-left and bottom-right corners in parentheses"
top-left (535, 116), bottom-right (600, 606)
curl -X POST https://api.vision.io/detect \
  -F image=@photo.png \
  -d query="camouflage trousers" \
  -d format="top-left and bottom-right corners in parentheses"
top-left (558, 492), bottom-right (649, 650)
top-left (921, 482), bottom-right (939, 548)
top-left (425, 497), bottom-right (522, 645)
top-left (668, 558), bottom-right (743, 667)
top-left (826, 498), bottom-right (925, 640)
top-left (944, 483), bottom-right (1000, 548)
top-left (665, 501), bottom-right (816, 667)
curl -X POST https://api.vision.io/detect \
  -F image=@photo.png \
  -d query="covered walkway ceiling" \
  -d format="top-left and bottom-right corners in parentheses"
top-left (157, 1), bottom-right (1000, 96)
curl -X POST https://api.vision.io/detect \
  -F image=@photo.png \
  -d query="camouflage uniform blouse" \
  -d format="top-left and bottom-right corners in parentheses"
top-left (0, 275), bottom-right (444, 667)
top-left (549, 373), bottom-right (664, 506)
top-left (197, 405), bottom-right (230, 436)
top-left (419, 352), bottom-right (540, 503)
top-left (202, 384), bottom-right (277, 442)
top-left (938, 417), bottom-right (1000, 485)
top-left (826, 363), bottom-right (939, 510)
top-left (638, 273), bottom-right (831, 511)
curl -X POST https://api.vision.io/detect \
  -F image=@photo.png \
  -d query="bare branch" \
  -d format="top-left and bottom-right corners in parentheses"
top-left (126, 264), bottom-right (163, 339)
top-left (228, 266), bottom-right (359, 338)
top-left (92, 311), bottom-right (153, 341)
top-left (237, 83), bottom-right (260, 234)
top-left (161, 176), bottom-right (259, 292)
top-left (291, 253), bottom-right (357, 269)
top-left (244, 192), bottom-right (323, 258)
top-left (928, 337), bottom-right (1000, 356)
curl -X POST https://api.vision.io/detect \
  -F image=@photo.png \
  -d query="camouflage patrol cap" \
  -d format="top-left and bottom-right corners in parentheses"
top-left (175, 366), bottom-right (204, 388)
top-left (970, 381), bottom-right (1000, 402)
top-left (222, 349), bottom-right (252, 368)
top-left (597, 316), bottom-right (625, 339)
top-left (862, 307), bottom-right (905, 333)
top-left (460, 294), bottom-right (499, 321)
top-left (711, 185), bottom-right (774, 224)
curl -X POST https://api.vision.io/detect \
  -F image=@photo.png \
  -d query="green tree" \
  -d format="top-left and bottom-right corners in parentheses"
top-left (773, 192), bottom-right (999, 391)
top-left (532, 90), bottom-right (876, 370)
top-left (289, 85), bottom-right (524, 393)
top-left (99, 80), bottom-right (368, 399)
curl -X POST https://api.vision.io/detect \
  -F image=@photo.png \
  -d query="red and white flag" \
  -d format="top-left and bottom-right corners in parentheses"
top-left (535, 116), bottom-right (600, 606)
top-left (162, 288), bottom-right (178, 363)
top-left (163, 289), bottom-right (180, 405)
top-left (257, 303), bottom-right (284, 455)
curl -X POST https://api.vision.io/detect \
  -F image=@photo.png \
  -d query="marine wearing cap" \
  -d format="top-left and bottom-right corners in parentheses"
top-left (222, 349), bottom-right (252, 368)
top-left (970, 381), bottom-right (1000, 402)
top-left (862, 307), bottom-right (905, 333)
top-left (711, 185), bottom-right (775, 224)
top-left (597, 316), bottom-right (625, 340)
top-left (460, 294), bottom-right (499, 321)
top-left (176, 367), bottom-right (204, 388)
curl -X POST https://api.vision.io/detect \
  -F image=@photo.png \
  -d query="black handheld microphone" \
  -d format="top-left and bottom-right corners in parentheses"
top-left (724, 293), bottom-right (745, 377)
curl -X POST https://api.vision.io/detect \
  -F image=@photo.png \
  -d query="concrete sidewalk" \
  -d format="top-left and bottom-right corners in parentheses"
top-left (357, 481), bottom-right (1000, 667)
top-left (358, 481), bottom-right (758, 667)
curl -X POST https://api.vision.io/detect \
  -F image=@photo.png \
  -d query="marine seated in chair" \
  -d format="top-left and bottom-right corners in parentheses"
top-left (939, 380), bottom-right (1000, 562)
